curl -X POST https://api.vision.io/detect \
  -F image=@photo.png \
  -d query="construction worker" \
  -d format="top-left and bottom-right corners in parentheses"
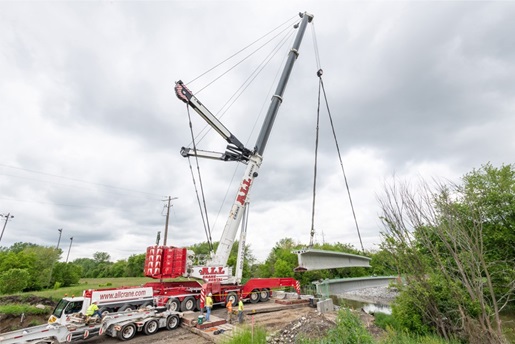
top-left (238, 299), bottom-right (244, 324)
top-left (205, 293), bottom-right (213, 322)
top-left (226, 299), bottom-right (233, 324)
top-left (86, 301), bottom-right (102, 319)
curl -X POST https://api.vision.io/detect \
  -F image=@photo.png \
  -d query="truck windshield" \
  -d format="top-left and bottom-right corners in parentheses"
top-left (52, 299), bottom-right (83, 317)
top-left (52, 299), bottom-right (69, 317)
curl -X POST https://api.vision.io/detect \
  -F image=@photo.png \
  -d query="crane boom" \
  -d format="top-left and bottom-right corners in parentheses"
top-left (176, 12), bottom-right (314, 283)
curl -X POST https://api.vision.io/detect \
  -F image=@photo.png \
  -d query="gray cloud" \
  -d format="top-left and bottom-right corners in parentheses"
top-left (1, 2), bottom-right (513, 263)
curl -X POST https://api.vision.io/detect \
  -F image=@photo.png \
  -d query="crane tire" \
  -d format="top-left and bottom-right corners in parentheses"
top-left (166, 315), bottom-right (180, 330)
top-left (249, 289), bottom-right (260, 303)
top-left (143, 319), bottom-right (159, 335)
top-left (117, 323), bottom-right (136, 341)
top-left (181, 296), bottom-right (196, 312)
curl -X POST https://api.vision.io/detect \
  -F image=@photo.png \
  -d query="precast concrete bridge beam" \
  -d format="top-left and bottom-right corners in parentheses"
top-left (293, 248), bottom-right (371, 272)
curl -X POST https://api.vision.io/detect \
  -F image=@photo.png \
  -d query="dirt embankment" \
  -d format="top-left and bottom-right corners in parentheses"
top-left (0, 295), bottom-right (55, 333)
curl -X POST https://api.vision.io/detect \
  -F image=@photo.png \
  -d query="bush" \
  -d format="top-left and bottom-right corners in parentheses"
top-left (0, 268), bottom-right (31, 294)
top-left (298, 308), bottom-right (374, 344)
top-left (221, 325), bottom-right (267, 344)
top-left (374, 312), bottom-right (400, 331)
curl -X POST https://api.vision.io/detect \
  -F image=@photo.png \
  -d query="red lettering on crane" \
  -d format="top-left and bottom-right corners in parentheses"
top-left (199, 266), bottom-right (226, 275)
top-left (236, 179), bottom-right (251, 205)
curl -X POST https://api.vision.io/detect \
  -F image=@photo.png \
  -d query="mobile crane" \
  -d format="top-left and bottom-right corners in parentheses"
top-left (144, 12), bottom-right (314, 308)
top-left (42, 12), bottom-right (313, 324)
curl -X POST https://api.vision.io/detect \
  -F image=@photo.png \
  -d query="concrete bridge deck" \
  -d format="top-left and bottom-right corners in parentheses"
top-left (294, 248), bottom-right (371, 271)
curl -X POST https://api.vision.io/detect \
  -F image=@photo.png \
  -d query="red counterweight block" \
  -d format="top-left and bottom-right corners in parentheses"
top-left (161, 247), bottom-right (187, 278)
top-left (144, 245), bottom-right (164, 278)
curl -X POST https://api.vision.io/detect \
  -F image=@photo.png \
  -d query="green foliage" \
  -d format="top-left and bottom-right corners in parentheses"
top-left (0, 268), bottom-right (31, 294)
top-left (374, 312), bottom-right (400, 331)
top-left (221, 325), bottom-right (267, 344)
top-left (380, 163), bottom-right (515, 343)
top-left (0, 303), bottom-right (50, 315)
top-left (298, 308), bottom-right (374, 344)
top-left (380, 328), bottom-right (461, 344)
top-left (369, 249), bottom-right (398, 276)
top-left (51, 262), bottom-right (82, 287)
top-left (126, 253), bottom-right (146, 277)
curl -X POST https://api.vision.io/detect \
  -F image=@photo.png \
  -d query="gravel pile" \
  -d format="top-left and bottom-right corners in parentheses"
top-left (340, 286), bottom-right (399, 305)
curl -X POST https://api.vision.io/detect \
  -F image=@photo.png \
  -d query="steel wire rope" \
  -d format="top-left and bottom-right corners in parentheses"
top-left (209, 31), bottom-right (295, 235)
top-left (184, 22), bottom-right (299, 147)
top-left (185, 105), bottom-right (214, 252)
top-left (185, 14), bottom-right (299, 91)
top-left (309, 24), bottom-right (365, 253)
top-left (309, 79), bottom-right (322, 248)
top-left (319, 76), bottom-right (365, 254)
top-left (190, 28), bottom-right (296, 148)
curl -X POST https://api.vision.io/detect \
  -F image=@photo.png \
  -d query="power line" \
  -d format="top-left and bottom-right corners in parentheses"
top-left (0, 164), bottom-right (163, 198)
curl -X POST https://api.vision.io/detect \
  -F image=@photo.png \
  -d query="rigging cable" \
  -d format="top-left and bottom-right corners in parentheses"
top-left (310, 22), bottom-right (365, 253)
top-left (319, 74), bottom-right (365, 253)
top-left (309, 74), bottom-right (321, 248)
top-left (185, 105), bottom-right (214, 252)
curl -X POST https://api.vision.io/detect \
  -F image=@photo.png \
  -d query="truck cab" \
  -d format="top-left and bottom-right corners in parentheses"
top-left (48, 296), bottom-right (87, 325)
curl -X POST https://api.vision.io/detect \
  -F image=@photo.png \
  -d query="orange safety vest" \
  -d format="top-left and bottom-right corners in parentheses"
top-left (226, 300), bottom-right (233, 312)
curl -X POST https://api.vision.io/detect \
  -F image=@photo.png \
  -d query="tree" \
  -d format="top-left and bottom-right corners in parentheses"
top-left (126, 253), bottom-right (146, 277)
top-left (72, 258), bottom-right (97, 278)
top-left (0, 268), bottom-right (31, 294)
top-left (378, 166), bottom-right (513, 344)
top-left (52, 262), bottom-right (82, 287)
top-left (93, 252), bottom-right (111, 264)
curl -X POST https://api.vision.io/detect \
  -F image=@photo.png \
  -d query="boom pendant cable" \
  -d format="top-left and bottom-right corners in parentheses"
top-left (186, 105), bottom-right (213, 252)
top-left (319, 74), bottom-right (365, 253)
top-left (309, 24), bottom-right (365, 253)
top-left (309, 78), bottom-right (321, 248)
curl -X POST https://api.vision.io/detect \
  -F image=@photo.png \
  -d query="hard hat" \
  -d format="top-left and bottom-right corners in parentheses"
top-left (208, 293), bottom-right (212, 296)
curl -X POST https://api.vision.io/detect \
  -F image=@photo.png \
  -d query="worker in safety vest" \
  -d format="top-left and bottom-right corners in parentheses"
top-left (205, 293), bottom-right (213, 322)
top-left (238, 299), bottom-right (244, 324)
top-left (226, 299), bottom-right (233, 323)
top-left (86, 301), bottom-right (102, 318)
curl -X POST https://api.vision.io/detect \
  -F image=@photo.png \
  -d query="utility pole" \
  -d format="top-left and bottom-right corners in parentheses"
top-left (0, 213), bottom-right (14, 243)
top-left (66, 237), bottom-right (73, 263)
top-left (48, 228), bottom-right (63, 287)
top-left (56, 228), bottom-right (63, 249)
top-left (162, 196), bottom-right (178, 246)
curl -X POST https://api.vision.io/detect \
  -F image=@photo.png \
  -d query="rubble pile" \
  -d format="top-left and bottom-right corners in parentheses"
top-left (266, 311), bottom-right (336, 343)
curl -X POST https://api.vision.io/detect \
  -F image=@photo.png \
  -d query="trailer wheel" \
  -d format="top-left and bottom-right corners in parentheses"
top-left (249, 289), bottom-right (260, 303)
top-left (117, 323), bottom-right (137, 341)
top-left (195, 298), bottom-right (201, 311)
top-left (143, 319), bottom-right (159, 335)
top-left (226, 292), bottom-right (239, 305)
top-left (166, 298), bottom-right (180, 312)
top-left (99, 307), bottom-right (110, 317)
top-left (259, 289), bottom-right (270, 302)
top-left (166, 314), bottom-right (180, 330)
top-left (119, 304), bottom-right (134, 312)
top-left (181, 296), bottom-right (196, 312)
top-left (142, 301), bottom-right (153, 309)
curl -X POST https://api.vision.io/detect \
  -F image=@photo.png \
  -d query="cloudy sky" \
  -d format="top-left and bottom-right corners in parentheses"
top-left (1, 1), bottom-right (514, 265)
